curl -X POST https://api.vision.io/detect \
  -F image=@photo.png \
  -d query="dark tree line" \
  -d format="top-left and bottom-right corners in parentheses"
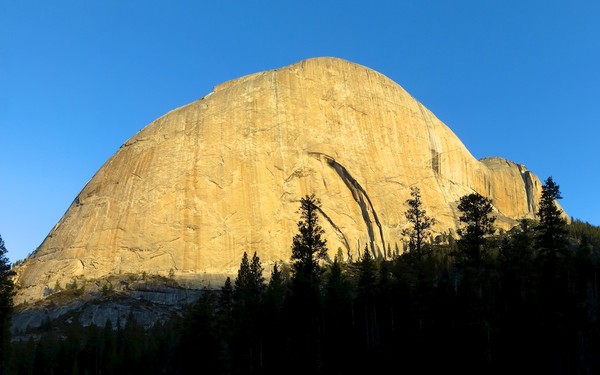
top-left (7, 180), bottom-right (600, 374)
top-left (0, 235), bottom-right (14, 375)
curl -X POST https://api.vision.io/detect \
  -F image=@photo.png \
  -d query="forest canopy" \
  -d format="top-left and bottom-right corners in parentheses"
top-left (7, 178), bottom-right (600, 374)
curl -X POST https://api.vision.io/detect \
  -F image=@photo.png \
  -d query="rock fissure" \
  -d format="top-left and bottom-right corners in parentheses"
top-left (309, 152), bottom-right (386, 253)
top-left (315, 206), bottom-right (351, 256)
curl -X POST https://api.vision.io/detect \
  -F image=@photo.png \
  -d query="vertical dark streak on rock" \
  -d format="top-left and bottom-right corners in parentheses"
top-left (431, 149), bottom-right (441, 174)
top-left (315, 206), bottom-right (351, 257)
top-left (309, 152), bottom-right (386, 256)
top-left (518, 166), bottom-right (537, 215)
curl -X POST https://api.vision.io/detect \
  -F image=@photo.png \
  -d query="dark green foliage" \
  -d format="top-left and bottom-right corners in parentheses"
top-left (287, 195), bottom-right (329, 373)
top-left (457, 192), bottom-right (496, 267)
top-left (175, 288), bottom-right (220, 373)
top-left (233, 251), bottom-right (265, 310)
top-left (568, 219), bottom-right (600, 248)
top-left (11, 315), bottom-right (176, 375)
top-left (402, 186), bottom-right (436, 259)
top-left (264, 264), bottom-right (286, 316)
top-left (231, 252), bottom-right (266, 374)
top-left (357, 245), bottom-right (377, 301)
top-left (291, 194), bottom-right (328, 288)
top-left (0, 234), bottom-right (14, 374)
top-left (499, 219), bottom-right (536, 305)
top-left (323, 260), bottom-right (352, 312)
top-left (218, 276), bottom-right (233, 316)
top-left (536, 176), bottom-right (568, 257)
top-left (9, 193), bottom-right (600, 374)
top-left (261, 264), bottom-right (288, 372)
top-left (322, 259), bottom-right (353, 373)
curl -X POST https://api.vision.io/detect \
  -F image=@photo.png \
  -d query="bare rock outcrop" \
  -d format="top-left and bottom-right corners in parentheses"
top-left (15, 57), bottom-right (547, 305)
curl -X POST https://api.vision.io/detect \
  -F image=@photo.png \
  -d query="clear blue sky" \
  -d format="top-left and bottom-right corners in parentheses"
top-left (1, 1), bottom-right (599, 262)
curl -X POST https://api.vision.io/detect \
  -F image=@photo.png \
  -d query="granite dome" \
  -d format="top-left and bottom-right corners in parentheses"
top-left (15, 57), bottom-right (544, 304)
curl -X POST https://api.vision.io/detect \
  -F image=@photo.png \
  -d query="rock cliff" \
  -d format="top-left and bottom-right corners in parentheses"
top-left (15, 57), bottom-right (546, 306)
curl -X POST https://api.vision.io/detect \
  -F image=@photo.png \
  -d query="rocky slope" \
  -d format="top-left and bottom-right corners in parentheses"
top-left (15, 57), bottom-right (546, 308)
top-left (12, 274), bottom-right (202, 334)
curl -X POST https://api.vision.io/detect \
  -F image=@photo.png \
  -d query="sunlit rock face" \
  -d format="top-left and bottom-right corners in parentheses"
top-left (15, 57), bottom-right (545, 304)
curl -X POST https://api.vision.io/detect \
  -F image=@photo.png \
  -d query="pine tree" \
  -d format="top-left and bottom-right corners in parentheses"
top-left (536, 176), bottom-right (567, 258)
top-left (219, 277), bottom-right (233, 315)
top-left (233, 252), bottom-right (265, 311)
top-left (499, 219), bottom-right (535, 307)
top-left (264, 264), bottom-right (286, 315)
top-left (457, 193), bottom-right (496, 268)
top-left (232, 252), bottom-right (265, 373)
top-left (291, 194), bottom-right (328, 291)
top-left (357, 245), bottom-right (377, 301)
top-left (0, 234), bottom-right (14, 373)
top-left (217, 277), bottom-right (234, 371)
top-left (176, 288), bottom-right (220, 373)
top-left (324, 260), bottom-right (351, 312)
top-left (287, 194), bottom-right (328, 373)
top-left (234, 252), bottom-right (251, 296)
top-left (322, 260), bottom-right (353, 373)
top-left (402, 187), bottom-right (436, 260)
top-left (250, 252), bottom-right (265, 296)
top-left (261, 264), bottom-right (288, 371)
